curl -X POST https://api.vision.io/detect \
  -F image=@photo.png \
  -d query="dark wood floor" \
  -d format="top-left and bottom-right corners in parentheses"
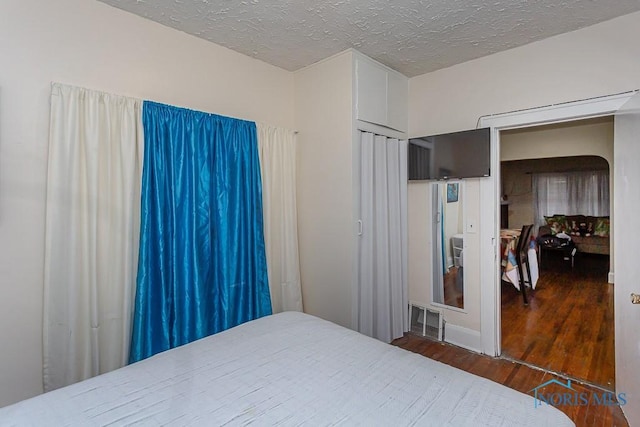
top-left (392, 334), bottom-right (628, 427)
top-left (501, 252), bottom-right (614, 390)
top-left (443, 266), bottom-right (463, 308)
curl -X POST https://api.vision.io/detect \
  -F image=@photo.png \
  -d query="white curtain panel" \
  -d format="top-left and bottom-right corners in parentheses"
top-left (256, 123), bottom-right (303, 313)
top-left (532, 170), bottom-right (609, 226)
top-left (44, 83), bottom-right (143, 391)
top-left (355, 132), bottom-right (408, 343)
top-left (432, 184), bottom-right (445, 304)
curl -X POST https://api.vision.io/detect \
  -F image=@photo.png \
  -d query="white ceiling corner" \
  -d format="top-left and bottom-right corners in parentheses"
top-left (97, 0), bottom-right (640, 77)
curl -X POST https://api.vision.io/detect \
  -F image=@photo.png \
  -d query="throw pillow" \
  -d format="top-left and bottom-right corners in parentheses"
top-left (568, 219), bottom-right (580, 236)
top-left (595, 217), bottom-right (610, 237)
top-left (580, 221), bottom-right (594, 237)
top-left (566, 215), bottom-right (584, 236)
top-left (544, 215), bottom-right (568, 235)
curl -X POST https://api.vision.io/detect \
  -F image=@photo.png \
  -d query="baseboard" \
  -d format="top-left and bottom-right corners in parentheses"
top-left (608, 272), bottom-right (615, 284)
top-left (444, 324), bottom-right (482, 353)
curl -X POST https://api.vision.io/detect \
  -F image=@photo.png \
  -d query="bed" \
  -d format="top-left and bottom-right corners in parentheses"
top-left (0, 312), bottom-right (573, 426)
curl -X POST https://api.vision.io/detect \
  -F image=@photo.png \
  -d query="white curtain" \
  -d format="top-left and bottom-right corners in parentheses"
top-left (256, 124), bottom-right (303, 313)
top-left (432, 184), bottom-right (445, 304)
top-left (532, 170), bottom-right (609, 226)
top-left (355, 132), bottom-right (408, 343)
top-left (43, 83), bottom-right (143, 391)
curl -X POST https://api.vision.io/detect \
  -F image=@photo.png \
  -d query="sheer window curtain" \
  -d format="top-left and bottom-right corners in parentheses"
top-left (355, 132), bottom-right (408, 343)
top-left (256, 124), bottom-right (303, 313)
top-left (44, 83), bottom-right (143, 391)
top-left (532, 170), bottom-right (610, 226)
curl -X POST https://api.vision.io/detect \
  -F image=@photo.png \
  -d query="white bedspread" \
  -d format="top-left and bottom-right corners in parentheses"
top-left (0, 312), bottom-right (573, 426)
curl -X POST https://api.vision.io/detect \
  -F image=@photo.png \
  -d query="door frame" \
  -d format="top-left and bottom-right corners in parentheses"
top-left (477, 91), bottom-right (637, 358)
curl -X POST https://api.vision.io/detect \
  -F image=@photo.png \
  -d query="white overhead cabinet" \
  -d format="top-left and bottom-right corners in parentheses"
top-left (386, 71), bottom-right (409, 133)
top-left (355, 55), bottom-right (408, 133)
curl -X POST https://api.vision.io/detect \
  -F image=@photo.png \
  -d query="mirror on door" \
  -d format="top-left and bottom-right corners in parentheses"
top-left (432, 181), bottom-right (464, 309)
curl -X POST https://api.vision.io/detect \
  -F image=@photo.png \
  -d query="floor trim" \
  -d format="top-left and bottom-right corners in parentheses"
top-left (444, 324), bottom-right (482, 353)
top-left (499, 355), bottom-right (614, 394)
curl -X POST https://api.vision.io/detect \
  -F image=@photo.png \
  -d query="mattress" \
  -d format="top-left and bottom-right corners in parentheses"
top-left (0, 312), bottom-right (573, 426)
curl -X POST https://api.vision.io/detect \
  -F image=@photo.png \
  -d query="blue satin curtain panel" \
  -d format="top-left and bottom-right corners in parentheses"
top-left (130, 101), bottom-right (272, 363)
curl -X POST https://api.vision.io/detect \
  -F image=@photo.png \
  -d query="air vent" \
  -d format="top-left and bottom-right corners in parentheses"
top-left (409, 303), bottom-right (443, 341)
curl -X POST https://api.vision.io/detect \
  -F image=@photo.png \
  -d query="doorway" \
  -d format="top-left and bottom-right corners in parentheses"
top-left (497, 118), bottom-right (614, 389)
top-left (477, 91), bottom-right (640, 425)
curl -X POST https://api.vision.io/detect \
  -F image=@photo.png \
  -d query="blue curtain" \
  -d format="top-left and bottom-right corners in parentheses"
top-left (130, 101), bottom-right (272, 363)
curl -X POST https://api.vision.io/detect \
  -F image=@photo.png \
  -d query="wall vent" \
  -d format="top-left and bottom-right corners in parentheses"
top-left (409, 303), bottom-right (443, 341)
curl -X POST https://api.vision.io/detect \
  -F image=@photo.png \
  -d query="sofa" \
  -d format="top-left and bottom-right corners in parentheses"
top-left (539, 214), bottom-right (610, 255)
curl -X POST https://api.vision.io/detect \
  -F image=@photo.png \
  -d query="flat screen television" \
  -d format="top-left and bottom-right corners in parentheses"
top-left (408, 127), bottom-right (491, 180)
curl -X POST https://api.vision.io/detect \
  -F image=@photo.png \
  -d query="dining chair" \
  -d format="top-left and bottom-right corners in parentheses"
top-left (515, 224), bottom-right (535, 305)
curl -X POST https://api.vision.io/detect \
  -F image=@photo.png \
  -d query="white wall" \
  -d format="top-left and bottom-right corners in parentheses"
top-left (501, 118), bottom-right (614, 164)
top-left (0, 0), bottom-right (294, 407)
top-left (294, 51), bottom-right (354, 328)
top-left (408, 11), bottom-right (640, 332)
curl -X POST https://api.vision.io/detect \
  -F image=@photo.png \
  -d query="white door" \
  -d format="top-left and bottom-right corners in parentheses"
top-left (354, 132), bottom-right (409, 343)
top-left (614, 92), bottom-right (640, 425)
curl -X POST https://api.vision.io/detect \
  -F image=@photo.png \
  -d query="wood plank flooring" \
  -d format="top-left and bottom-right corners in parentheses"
top-left (443, 266), bottom-right (463, 308)
top-left (501, 252), bottom-right (614, 390)
top-left (392, 334), bottom-right (628, 427)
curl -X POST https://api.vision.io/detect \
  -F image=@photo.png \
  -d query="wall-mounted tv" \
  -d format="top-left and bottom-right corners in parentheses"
top-left (408, 127), bottom-right (491, 180)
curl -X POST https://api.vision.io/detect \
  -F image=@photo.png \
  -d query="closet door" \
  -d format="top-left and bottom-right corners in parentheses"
top-left (354, 131), bottom-right (408, 343)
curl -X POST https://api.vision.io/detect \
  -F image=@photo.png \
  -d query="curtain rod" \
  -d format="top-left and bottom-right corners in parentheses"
top-left (52, 82), bottom-right (300, 136)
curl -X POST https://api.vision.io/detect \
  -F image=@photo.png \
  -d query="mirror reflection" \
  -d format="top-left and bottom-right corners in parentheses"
top-left (432, 181), bottom-right (464, 309)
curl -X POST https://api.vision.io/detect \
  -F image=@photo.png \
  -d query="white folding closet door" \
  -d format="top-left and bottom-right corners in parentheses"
top-left (357, 132), bottom-right (375, 338)
top-left (355, 131), bottom-right (408, 343)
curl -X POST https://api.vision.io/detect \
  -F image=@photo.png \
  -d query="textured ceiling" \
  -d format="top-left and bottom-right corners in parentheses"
top-left (98, 0), bottom-right (640, 77)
